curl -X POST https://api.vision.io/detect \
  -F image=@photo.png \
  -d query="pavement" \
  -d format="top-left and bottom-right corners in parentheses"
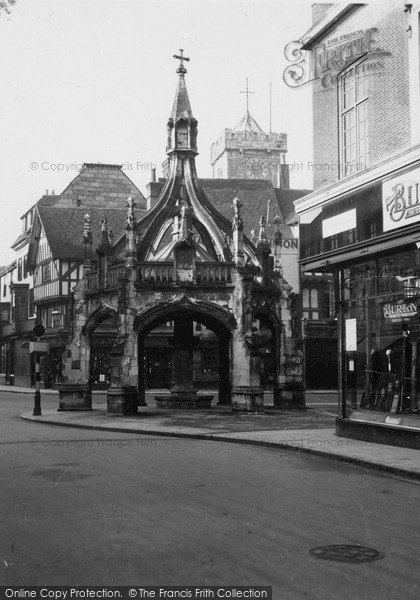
top-left (3, 384), bottom-right (420, 481)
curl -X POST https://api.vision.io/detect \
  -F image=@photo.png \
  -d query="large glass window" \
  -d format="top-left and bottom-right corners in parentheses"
top-left (340, 61), bottom-right (369, 177)
top-left (342, 250), bottom-right (420, 414)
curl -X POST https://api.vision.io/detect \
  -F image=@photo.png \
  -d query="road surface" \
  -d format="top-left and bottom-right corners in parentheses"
top-left (0, 392), bottom-right (419, 599)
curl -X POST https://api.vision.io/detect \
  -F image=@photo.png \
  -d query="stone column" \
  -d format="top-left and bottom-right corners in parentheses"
top-left (59, 279), bottom-right (92, 411)
top-left (106, 274), bottom-right (139, 415)
top-left (106, 335), bottom-right (139, 415)
top-left (171, 317), bottom-right (197, 396)
top-left (231, 332), bottom-right (264, 412)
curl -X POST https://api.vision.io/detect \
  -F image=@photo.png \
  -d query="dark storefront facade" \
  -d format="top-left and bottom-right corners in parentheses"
top-left (298, 151), bottom-right (420, 448)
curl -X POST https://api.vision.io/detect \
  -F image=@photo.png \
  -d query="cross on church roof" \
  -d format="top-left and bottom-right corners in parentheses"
top-left (173, 49), bottom-right (190, 75)
top-left (240, 78), bottom-right (254, 114)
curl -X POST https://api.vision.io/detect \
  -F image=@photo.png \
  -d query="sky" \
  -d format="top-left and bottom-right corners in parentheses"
top-left (0, 0), bottom-right (314, 265)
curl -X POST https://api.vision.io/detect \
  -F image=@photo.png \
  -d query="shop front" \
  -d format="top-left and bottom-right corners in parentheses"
top-left (298, 152), bottom-right (420, 448)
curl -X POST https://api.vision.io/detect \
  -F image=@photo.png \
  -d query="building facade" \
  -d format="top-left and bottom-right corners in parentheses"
top-left (295, 2), bottom-right (420, 447)
top-left (0, 165), bottom-right (147, 388)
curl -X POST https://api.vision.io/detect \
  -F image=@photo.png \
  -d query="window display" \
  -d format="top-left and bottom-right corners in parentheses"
top-left (342, 250), bottom-right (420, 414)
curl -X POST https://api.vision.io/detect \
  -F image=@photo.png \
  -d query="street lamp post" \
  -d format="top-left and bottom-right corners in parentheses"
top-left (30, 323), bottom-right (47, 416)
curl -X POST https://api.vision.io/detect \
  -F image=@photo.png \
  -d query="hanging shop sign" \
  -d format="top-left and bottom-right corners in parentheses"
top-left (283, 27), bottom-right (388, 90)
top-left (382, 300), bottom-right (418, 323)
top-left (383, 166), bottom-right (420, 232)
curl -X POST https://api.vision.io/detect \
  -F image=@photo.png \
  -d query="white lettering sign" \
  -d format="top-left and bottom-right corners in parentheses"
top-left (322, 208), bottom-right (356, 238)
top-left (383, 302), bottom-right (418, 321)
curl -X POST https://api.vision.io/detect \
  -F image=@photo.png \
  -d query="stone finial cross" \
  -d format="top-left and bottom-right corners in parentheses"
top-left (173, 49), bottom-right (190, 74)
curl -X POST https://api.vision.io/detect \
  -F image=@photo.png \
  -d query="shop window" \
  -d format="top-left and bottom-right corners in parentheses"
top-left (340, 60), bottom-right (369, 177)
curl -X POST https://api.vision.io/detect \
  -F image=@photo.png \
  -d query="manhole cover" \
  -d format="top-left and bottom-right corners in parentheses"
top-left (309, 544), bottom-right (384, 563)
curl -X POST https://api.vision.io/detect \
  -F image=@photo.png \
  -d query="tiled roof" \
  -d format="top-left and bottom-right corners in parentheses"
top-left (37, 207), bottom-right (128, 261)
top-left (37, 194), bottom-right (59, 207)
top-left (274, 188), bottom-right (312, 222)
top-left (199, 178), bottom-right (293, 240)
top-left (56, 163), bottom-right (147, 211)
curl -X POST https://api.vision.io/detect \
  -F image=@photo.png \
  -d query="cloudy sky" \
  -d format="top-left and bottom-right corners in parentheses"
top-left (0, 0), bottom-right (314, 264)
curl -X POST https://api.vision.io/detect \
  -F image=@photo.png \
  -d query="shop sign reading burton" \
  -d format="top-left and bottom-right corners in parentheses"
top-left (383, 300), bottom-right (418, 322)
top-left (383, 166), bottom-right (420, 231)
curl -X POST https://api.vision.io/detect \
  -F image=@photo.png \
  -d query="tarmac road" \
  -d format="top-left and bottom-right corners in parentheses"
top-left (0, 392), bottom-right (419, 599)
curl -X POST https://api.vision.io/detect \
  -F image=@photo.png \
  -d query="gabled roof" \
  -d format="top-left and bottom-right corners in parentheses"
top-left (36, 207), bottom-right (127, 261)
top-left (27, 163), bottom-right (147, 268)
top-left (199, 179), bottom-right (294, 240)
top-left (56, 163), bottom-right (147, 211)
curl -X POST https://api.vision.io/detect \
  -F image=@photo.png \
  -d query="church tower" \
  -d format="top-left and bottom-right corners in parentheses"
top-left (210, 80), bottom-right (289, 187)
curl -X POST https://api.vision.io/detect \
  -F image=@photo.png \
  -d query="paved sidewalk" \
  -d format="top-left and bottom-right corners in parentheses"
top-left (13, 386), bottom-right (420, 481)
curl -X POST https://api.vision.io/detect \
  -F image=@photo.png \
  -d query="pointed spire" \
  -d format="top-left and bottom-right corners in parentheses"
top-left (167, 50), bottom-right (198, 155)
top-left (233, 112), bottom-right (264, 134)
top-left (235, 78), bottom-right (264, 133)
top-left (171, 49), bottom-right (194, 121)
top-left (171, 70), bottom-right (194, 122)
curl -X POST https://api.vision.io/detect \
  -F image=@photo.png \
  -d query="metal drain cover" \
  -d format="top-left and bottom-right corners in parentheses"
top-left (309, 544), bottom-right (384, 563)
